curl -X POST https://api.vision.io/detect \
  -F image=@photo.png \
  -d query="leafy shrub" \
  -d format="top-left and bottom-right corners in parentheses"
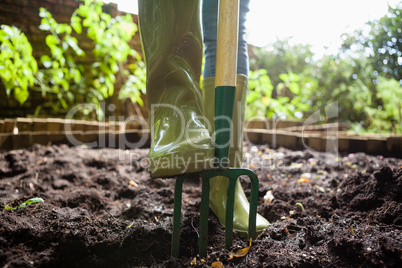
top-left (36, 8), bottom-right (84, 112)
top-left (246, 69), bottom-right (315, 120)
top-left (350, 78), bottom-right (402, 133)
top-left (0, 25), bottom-right (38, 104)
top-left (0, 0), bottom-right (145, 119)
top-left (35, 0), bottom-right (145, 118)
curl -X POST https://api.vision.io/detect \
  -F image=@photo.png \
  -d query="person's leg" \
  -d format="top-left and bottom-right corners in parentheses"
top-left (138, 0), bottom-right (214, 178)
top-left (202, 0), bottom-right (250, 78)
top-left (202, 0), bottom-right (269, 236)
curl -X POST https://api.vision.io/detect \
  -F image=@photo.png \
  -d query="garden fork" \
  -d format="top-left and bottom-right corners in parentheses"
top-left (171, 0), bottom-right (259, 258)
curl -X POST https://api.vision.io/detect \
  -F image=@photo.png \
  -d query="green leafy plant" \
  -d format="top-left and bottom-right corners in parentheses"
top-left (246, 69), bottom-right (274, 119)
top-left (119, 58), bottom-right (147, 106)
top-left (250, 39), bottom-right (315, 89)
top-left (350, 77), bottom-right (402, 133)
top-left (246, 2), bottom-right (401, 134)
top-left (0, 0), bottom-right (145, 119)
top-left (0, 25), bottom-right (38, 104)
top-left (34, 0), bottom-right (144, 118)
top-left (4, 197), bottom-right (44, 210)
top-left (246, 69), bottom-right (315, 120)
top-left (376, 78), bottom-right (402, 132)
top-left (35, 8), bottom-right (84, 113)
top-left (73, 0), bottom-right (138, 99)
top-left (276, 72), bottom-right (313, 119)
top-left (366, 3), bottom-right (401, 82)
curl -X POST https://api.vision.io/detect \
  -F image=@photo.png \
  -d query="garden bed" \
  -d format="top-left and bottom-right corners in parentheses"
top-left (1, 118), bottom-right (401, 157)
top-left (0, 143), bottom-right (401, 267)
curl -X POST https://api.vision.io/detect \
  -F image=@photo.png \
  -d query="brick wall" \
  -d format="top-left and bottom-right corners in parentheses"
top-left (0, 0), bottom-right (142, 118)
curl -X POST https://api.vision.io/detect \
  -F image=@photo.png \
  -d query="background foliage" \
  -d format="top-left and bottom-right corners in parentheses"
top-left (0, 25), bottom-right (37, 105)
top-left (0, 0), bottom-right (145, 119)
top-left (247, 1), bottom-right (401, 134)
top-left (0, 0), bottom-right (401, 133)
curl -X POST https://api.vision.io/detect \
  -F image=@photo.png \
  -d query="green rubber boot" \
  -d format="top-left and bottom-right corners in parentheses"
top-left (139, 0), bottom-right (214, 178)
top-left (202, 75), bottom-right (269, 236)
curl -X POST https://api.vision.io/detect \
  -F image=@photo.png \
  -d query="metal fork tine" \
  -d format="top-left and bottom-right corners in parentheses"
top-left (199, 175), bottom-right (210, 258)
top-left (171, 175), bottom-right (185, 258)
top-left (225, 176), bottom-right (237, 249)
top-left (171, 168), bottom-right (259, 258)
top-left (247, 170), bottom-right (259, 240)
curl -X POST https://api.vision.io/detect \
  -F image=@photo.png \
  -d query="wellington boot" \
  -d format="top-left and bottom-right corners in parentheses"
top-left (202, 75), bottom-right (269, 236)
top-left (139, 0), bottom-right (214, 178)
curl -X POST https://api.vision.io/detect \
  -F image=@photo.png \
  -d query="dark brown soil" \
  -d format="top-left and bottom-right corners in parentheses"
top-left (0, 143), bottom-right (401, 267)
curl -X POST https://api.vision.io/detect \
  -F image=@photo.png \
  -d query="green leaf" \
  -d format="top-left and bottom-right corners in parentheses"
top-left (4, 197), bottom-right (44, 210)
top-left (4, 206), bottom-right (17, 210)
top-left (14, 87), bottom-right (29, 104)
top-left (41, 55), bottom-right (52, 68)
top-left (22, 197), bottom-right (45, 206)
top-left (39, 7), bottom-right (49, 18)
top-left (45, 34), bottom-right (58, 48)
top-left (2, 25), bottom-right (15, 36)
top-left (71, 16), bottom-right (82, 34)
top-left (288, 83), bottom-right (300, 94)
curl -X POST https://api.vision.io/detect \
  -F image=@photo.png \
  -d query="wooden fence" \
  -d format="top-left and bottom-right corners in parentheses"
top-left (1, 118), bottom-right (400, 157)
